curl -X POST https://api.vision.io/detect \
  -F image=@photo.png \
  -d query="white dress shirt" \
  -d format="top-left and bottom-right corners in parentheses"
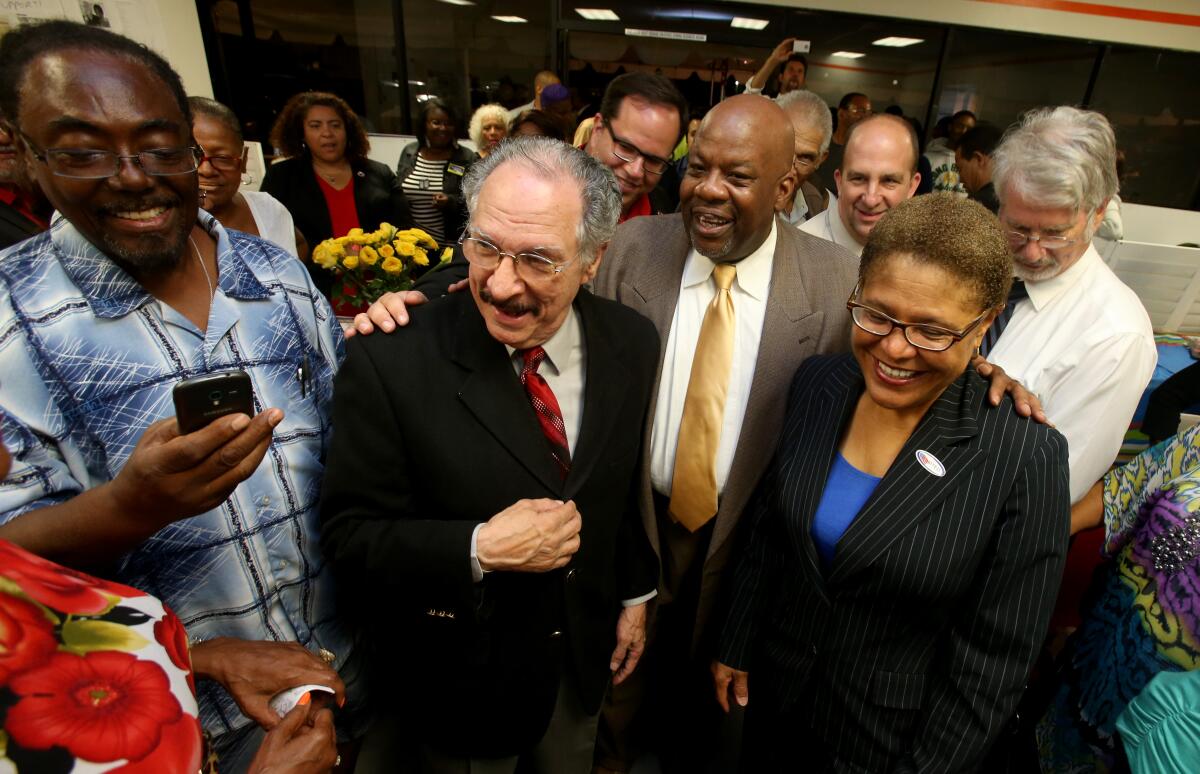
top-left (782, 191), bottom-right (809, 226)
top-left (799, 202), bottom-right (863, 257)
top-left (650, 221), bottom-right (777, 499)
top-left (989, 244), bottom-right (1156, 502)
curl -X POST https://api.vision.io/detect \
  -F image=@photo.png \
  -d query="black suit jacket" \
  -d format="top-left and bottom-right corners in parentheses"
top-left (319, 289), bottom-right (659, 756)
top-left (262, 156), bottom-right (412, 296)
top-left (720, 354), bottom-right (1070, 773)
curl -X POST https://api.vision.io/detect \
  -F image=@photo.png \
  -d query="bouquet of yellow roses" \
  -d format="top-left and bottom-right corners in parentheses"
top-left (311, 223), bottom-right (453, 309)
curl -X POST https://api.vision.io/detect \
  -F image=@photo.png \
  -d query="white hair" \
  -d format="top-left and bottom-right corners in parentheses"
top-left (468, 103), bottom-right (509, 148)
top-left (993, 106), bottom-right (1118, 214)
top-left (462, 136), bottom-right (621, 264)
top-left (775, 89), bottom-right (833, 155)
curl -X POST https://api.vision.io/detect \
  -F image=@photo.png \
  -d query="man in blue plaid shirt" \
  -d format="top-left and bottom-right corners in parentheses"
top-left (0, 22), bottom-right (365, 770)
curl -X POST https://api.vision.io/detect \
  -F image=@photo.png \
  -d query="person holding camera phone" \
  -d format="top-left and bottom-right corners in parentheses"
top-left (745, 38), bottom-right (808, 98)
top-left (0, 21), bottom-right (365, 772)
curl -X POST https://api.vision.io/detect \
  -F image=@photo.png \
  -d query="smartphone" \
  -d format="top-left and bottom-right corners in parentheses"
top-left (173, 370), bottom-right (255, 434)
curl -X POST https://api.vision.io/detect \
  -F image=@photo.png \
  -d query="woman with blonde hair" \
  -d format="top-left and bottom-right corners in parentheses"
top-left (468, 103), bottom-right (508, 158)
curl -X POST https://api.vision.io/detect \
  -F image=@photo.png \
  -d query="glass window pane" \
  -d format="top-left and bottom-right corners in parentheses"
top-left (1089, 46), bottom-right (1200, 210)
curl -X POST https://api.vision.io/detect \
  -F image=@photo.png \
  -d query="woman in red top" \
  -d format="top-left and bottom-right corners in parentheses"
top-left (262, 92), bottom-right (412, 314)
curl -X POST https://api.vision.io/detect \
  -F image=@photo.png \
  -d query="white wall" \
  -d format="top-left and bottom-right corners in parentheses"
top-left (154, 0), bottom-right (214, 97)
top-left (756, 0), bottom-right (1200, 52)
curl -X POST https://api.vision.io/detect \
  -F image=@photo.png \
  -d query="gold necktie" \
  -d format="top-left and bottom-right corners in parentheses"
top-left (669, 262), bottom-right (737, 532)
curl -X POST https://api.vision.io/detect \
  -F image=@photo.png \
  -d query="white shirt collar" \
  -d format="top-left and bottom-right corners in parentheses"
top-left (784, 192), bottom-right (809, 225)
top-left (681, 218), bottom-right (777, 302)
top-left (828, 203), bottom-right (864, 255)
top-left (1023, 242), bottom-right (1100, 313)
top-left (505, 303), bottom-right (580, 376)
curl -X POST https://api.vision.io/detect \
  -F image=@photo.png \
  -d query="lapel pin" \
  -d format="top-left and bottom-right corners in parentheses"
top-left (915, 449), bottom-right (945, 477)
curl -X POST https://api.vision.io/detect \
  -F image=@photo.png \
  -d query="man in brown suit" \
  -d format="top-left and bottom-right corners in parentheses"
top-left (590, 94), bottom-right (859, 773)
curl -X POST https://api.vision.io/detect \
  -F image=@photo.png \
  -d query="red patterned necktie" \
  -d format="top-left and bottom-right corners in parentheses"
top-left (519, 346), bottom-right (571, 479)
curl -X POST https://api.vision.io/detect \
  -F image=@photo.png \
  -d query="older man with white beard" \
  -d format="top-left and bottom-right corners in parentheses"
top-left (981, 106), bottom-right (1155, 502)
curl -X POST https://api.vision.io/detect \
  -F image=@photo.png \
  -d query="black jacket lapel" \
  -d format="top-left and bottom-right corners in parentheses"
top-left (827, 372), bottom-right (985, 587)
top-left (451, 297), bottom-right (564, 494)
top-left (564, 291), bottom-right (628, 500)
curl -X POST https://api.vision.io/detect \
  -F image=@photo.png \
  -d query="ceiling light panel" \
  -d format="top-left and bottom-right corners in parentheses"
top-left (576, 9), bottom-right (619, 21)
top-left (831, 51), bottom-right (865, 59)
top-left (491, 15), bottom-right (527, 23)
top-left (873, 36), bottom-right (924, 47)
top-left (730, 17), bottom-right (769, 30)
top-left (437, 0), bottom-right (475, 5)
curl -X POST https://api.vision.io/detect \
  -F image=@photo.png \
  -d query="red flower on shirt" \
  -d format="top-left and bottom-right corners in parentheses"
top-left (0, 540), bottom-right (142, 615)
top-left (153, 612), bottom-right (194, 691)
top-left (0, 591), bottom-right (57, 682)
top-left (110, 712), bottom-right (203, 774)
top-left (6, 650), bottom-right (182, 763)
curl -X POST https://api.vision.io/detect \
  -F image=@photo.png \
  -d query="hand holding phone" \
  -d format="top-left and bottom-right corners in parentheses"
top-left (173, 370), bottom-right (255, 434)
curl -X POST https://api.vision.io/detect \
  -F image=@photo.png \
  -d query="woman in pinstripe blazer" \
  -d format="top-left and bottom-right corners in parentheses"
top-left (714, 194), bottom-right (1071, 772)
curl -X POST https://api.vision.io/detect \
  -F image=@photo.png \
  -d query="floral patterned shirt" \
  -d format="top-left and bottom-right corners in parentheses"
top-left (0, 539), bottom-right (203, 772)
top-left (0, 212), bottom-right (358, 741)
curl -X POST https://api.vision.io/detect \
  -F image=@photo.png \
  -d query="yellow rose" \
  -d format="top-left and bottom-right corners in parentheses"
top-left (360, 245), bottom-right (379, 265)
top-left (312, 242), bottom-right (337, 270)
top-left (334, 236), bottom-right (350, 247)
top-left (400, 228), bottom-right (437, 250)
top-left (379, 222), bottom-right (394, 233)
top-left (342, 254), bottom-right (360, 270)
top-left (379, 244), bottom-right (395, 258)
top-left (394, 240), bottom-right (415, 257)
top-left (381, 256), bottom-right (403, 274)
top-left (413, 247), bottom-right (429, 267)
top-left (347, 228), bottom-right (365, 238)
top-left (439, 247), bottom-right (453, 264)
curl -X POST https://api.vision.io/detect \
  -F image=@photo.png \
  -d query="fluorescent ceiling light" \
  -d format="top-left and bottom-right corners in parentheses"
top-left (408, 80), bottom-right (425, 86)
top-left (491, 15), bottom-right (527, 23)
top-left (416, 94), bottom-right (437, 102)
top-left (437, 0), bottom-right (475, 5)
top-left (730, 17), bottom-right (769, 30)
top-left (873, 36), bottom-right (924, 47)
top-left (831, 51), bottom-right (865, 59)
top-left (576, 9), bottom-right (619, 21)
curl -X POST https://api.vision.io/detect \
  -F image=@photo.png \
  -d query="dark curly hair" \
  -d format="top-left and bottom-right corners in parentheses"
top-left (509, 109), bottom-right (566, 142)
top-left (269, 91), bottom-right (370, 162)
top-left (860, 193), bottom-right (1012, 311)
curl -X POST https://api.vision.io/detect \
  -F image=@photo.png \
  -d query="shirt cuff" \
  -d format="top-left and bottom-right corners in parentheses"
top-left (744, 82), bottom-right (765, 95)
top-left (622, 590), bottom-right (657, 607)
top-left (469, 523), bottom-right (486, 583)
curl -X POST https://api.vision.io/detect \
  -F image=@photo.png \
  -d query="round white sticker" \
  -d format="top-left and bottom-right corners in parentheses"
top-left (915, 449), bottom-right (946, 477)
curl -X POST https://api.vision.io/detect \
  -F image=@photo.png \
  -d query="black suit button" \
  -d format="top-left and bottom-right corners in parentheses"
top-left (566, 569), bottom-right (577, 583)
top-left (550, 630), bottom-right (563, 639)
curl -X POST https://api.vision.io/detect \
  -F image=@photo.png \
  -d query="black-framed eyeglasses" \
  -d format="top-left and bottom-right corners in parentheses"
top-left (1002, 227), bottom-right (1078, 253)
top-left (19, 130), bottom-right (201, 179)
top-left (846, 293), bottom-right (989, 352)
top-left (197, 147), bottom-right (242, 173)
top-left (459, 232), bottom-right (578, 283)
top-left (604, 120), bottom-right (671, 176)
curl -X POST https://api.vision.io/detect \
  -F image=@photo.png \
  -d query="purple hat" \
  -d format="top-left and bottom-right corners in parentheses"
top-left (541, 83), bottom-right (569, 106)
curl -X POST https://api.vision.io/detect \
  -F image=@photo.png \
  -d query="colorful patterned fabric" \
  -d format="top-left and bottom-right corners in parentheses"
top-left (1037, 425), bottom-right (1200, 772)
top-left (0, 538), bottom-right (203, 772)
top-left (0, 211), bottom-right (356, 742)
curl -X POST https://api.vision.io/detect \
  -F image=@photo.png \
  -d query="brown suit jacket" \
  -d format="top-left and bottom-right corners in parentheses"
top-left (592, 213), bottom-right (859, 650)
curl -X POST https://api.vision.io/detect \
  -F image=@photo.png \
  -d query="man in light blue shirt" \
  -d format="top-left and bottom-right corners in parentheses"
top-left (0, 21), bottom-right (362, 770)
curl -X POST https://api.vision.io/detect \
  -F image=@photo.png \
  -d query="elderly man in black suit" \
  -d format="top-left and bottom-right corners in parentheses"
top-left (319, 137), bottom-right (660, 774)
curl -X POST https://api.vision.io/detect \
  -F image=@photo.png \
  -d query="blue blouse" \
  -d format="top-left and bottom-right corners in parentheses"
top-left (812, 452), bottom-right (881, 568)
